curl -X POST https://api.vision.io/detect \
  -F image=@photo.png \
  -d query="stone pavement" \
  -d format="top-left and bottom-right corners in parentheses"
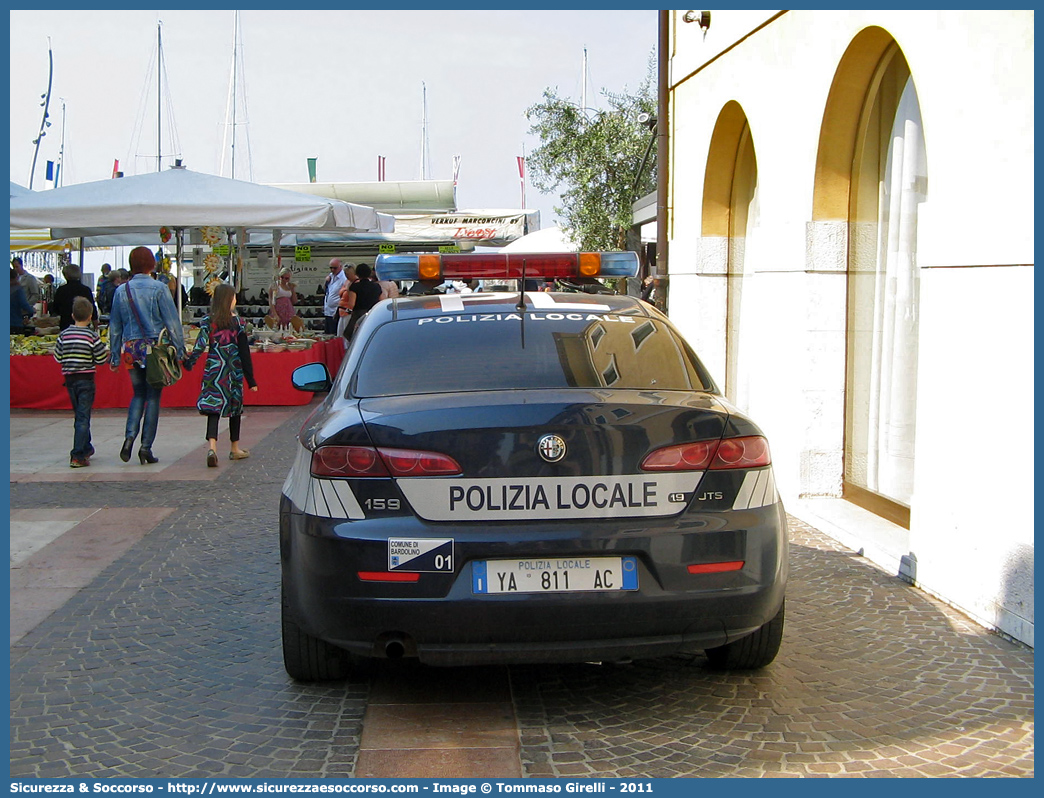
top-left (8, 404), bottom-right (1034, 778)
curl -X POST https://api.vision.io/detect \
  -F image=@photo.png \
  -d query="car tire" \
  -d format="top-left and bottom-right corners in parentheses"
top-left (281, 585), bottom-right (355, 682)
top-left (704, 599), bottom-right (785, 670)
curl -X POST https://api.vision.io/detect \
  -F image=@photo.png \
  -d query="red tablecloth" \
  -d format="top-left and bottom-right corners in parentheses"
top-left (9, 339), bottom-right (346, 410)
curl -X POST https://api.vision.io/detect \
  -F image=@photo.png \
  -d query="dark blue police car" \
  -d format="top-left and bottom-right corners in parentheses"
top-left (280, 250), bottom-right (788, 680)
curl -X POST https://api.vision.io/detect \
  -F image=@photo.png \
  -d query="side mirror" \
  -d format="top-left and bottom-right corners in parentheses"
top-left (291, 362), bottom-right (332, 393)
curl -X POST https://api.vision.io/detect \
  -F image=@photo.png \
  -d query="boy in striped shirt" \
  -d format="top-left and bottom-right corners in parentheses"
top-left (53, 296), bottom-right (109, 467)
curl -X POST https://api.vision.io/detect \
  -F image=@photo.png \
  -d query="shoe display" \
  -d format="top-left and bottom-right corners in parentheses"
top-left (70, 458), bottom-right (89, 468)
top-left (138, 448), bottom-right (159, 465)
top-left (229, 450), bottom-right (250, 461)
top-left (207, 450), bottom-right (219, 468)
top-left (119, 437), bottom-right (135, 463)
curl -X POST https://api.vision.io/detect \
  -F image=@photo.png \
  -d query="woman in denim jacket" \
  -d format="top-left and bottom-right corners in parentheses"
top-left (107, 247), bottom-right (186, 464)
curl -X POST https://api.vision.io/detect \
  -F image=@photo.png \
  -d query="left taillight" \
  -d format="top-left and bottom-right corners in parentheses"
top-left (312, 446), bottom-right (389, 477)
top-left (311, 445), bottom-right (461, 478)
top-left (641, 436), bottom-right (771, 472)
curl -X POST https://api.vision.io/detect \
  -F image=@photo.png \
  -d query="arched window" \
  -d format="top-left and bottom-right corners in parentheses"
top-left (845, 45), bottom-right (926, 527)
top-left (701, 102), bottom-right (759, 408)
top-left (725, 121), bottom-right (759, 407)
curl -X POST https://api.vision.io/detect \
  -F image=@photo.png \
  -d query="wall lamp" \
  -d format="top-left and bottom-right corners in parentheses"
top-left (683, 10), bottom-right (711, 31)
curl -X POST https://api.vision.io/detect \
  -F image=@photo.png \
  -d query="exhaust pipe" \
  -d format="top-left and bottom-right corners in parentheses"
top-left (374, 631), bottom-right (413, 659)
top-left (383, 637), bottom-right (406, 659)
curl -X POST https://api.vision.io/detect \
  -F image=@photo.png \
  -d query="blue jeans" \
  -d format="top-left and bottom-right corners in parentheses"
top-left (125, 364), bottom-right (163, 448)
top-left (65, 376), bottom-right (96, 459)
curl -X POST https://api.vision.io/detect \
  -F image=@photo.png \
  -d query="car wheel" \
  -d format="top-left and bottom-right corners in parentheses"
top-left (281, 585), bottom-right (355, 682)
top-left (705, 599), bottom-right (785, 670)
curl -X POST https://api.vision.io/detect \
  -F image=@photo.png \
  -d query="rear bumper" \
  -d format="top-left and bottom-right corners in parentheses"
top-left (280, 495), bottom-right (788, 666)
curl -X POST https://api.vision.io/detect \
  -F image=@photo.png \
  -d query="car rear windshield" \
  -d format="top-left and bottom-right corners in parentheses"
top-left (353, 313), bottom-right (717, 397)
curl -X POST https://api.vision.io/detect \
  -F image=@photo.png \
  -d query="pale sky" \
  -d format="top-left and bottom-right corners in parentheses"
top-left (10, 8), bottom-right (658, 231)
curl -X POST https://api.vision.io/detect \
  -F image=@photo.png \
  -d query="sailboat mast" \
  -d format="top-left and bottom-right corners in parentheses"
top-left (157, 22), bottom-right (162, 172)
top-left (219, 12), bottom-right (252, 181)
top-left (230, 11), bottom-right (238, 180)
top-left (419, 82), bottom-right (430, 180)
top-left (57, 98), bottom-right (66, 187)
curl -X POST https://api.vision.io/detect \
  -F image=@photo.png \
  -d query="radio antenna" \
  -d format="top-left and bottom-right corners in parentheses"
top-left (517, 257), bottom-right (527, 349)
top-left (516, 257), bottom-right (527, 312)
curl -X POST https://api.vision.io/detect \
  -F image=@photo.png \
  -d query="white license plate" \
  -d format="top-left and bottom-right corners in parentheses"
top-left (472, 556), bottom-right (638, 594)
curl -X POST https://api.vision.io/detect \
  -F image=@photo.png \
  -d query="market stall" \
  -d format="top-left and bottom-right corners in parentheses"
top-left (9, 163), bottom-right (394, 319)
top-left (9, 338), bottom-right (345, 411)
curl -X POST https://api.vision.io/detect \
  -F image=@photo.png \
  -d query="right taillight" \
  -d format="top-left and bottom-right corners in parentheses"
top-left (711, 436), bottom-right (770, 469)
top-left (641, 436), bottom-right (771, 472)
top-left (311, 445), bottom-right (462, 478)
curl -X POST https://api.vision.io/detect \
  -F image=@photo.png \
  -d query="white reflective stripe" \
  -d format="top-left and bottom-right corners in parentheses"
top-left (305, 478), bottom-right (328, 517)
top-left (765, 468), bottom-right (779, 506)
top-left (326, 479), bottom-right (365, 520)
top-left (398, 473), bottom-right (701, 522)
top-left (732, 472), bottom-right (758, 511)
top-left (320, 480), bottom-right (349, 518)
top-left (527, 292), bottom-right (610, 312)
top-left (319, 480), bottom-right (345, 517)
top-left (749, 470), bottom-right (770, 510)
top-left (731, 468), bottom-right (778, 511)
top-left (302, 477), bottom-right (366, 520)
top-left (438, 294), bottom-right (466, 312)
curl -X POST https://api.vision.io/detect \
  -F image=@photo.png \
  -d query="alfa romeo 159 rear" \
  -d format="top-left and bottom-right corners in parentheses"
top-left (279, 250), bottom-right (787, 680)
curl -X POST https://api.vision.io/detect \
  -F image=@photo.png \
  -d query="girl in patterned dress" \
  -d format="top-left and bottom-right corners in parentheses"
top-left (183, 283), bottom-right (258, 468)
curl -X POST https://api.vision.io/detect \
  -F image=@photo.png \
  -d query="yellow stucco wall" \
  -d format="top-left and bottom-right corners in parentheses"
top-left (665, 9), bottom-right (1034, 645)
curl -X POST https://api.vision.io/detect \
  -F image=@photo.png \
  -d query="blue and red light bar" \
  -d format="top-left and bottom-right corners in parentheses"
top-left (375, 251), bottom-right (639, 282)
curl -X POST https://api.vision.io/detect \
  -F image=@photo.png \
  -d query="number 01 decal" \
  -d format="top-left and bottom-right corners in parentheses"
top-left (388, 538), bottom-right (454, 572)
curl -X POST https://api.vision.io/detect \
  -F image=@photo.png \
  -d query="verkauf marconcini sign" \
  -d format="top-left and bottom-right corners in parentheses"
top-left (390, 212), bottom-right (528, 245)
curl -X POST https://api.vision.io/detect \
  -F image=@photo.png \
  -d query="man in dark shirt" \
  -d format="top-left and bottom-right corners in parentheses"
top-left (53, 263), bottom-right (98, 330)
top-left (342, 263), bottom-right (384, 342)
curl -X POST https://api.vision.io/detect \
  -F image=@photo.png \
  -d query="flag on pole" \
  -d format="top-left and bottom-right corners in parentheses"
top-left (46, 161), bottom-right (54, 181)
top-left (111, 159), bottom-right (120, 178)
top-left (378, 156), bottom-right (386, 182)
top-left (452, 155), bottom-right (461, 186)
top-left (517, 155), bottom-right (526, 209)
top-left (307, 158), bottom-right (318, 183)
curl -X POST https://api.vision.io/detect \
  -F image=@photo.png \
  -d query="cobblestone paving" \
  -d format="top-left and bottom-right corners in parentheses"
top-left (512, 519), bottom-right (1035, 778)
top-left (10, 407), bottom-right (1034, 778)
top-left (10, 408), bottom-right (370, 779)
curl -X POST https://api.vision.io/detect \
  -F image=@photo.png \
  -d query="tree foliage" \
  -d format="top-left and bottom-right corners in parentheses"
top-left (526, 59), bottom-right (657, 251)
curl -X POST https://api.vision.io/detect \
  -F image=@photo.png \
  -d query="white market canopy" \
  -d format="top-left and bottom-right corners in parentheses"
top-left (9, 181), bottom-right (75, 252)
top-left (269, 179), bottom-right (457, 214)
top-left (500, 225), bottom-right (576, 253)
top-left (9, 166), bottom-right (394, 239)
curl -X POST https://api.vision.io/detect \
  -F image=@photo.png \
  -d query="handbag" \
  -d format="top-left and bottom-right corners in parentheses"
top-left (145, 328), bottom-right (183, 388)
top-left (123, 282), bottom-right (183, 388)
